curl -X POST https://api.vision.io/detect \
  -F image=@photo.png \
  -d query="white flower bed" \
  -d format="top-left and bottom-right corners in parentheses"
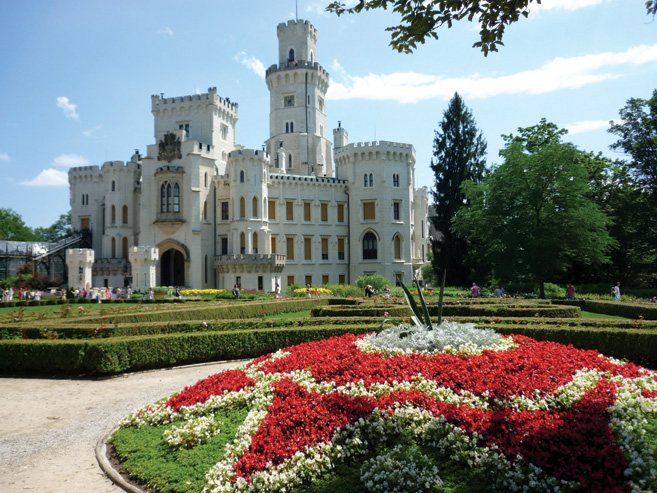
top-left (357, 320), bottom-right (517, 356)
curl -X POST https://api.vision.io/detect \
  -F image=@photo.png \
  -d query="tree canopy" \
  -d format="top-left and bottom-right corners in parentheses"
top-left (430, 92), bottom-right (486, 285)
top-left (608, 89), bottom-right (657, 195)
top-left (453, 121), bottom-right (614, 297)
top-left (0, 209), bottom-right (39, 241)
top-left (326, 1), bottom-right (657, 55)
top-left (0, 209), bottom-right (71, 242)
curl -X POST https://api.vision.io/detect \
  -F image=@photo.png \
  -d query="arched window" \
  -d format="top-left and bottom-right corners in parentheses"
top-left (240, 196), bottom-right (245, 218)
top-left (369, 173), bottom-right (374, 187)
top-left (364, 174), bottom-right (368, 187)
top-left (111, 180), bottom-right (116, 192)
top-left (288, 154), bottom-right (292, 169)
top-left (253, 232), bottom-right (258, 254)
top-left (160, 184), bottom-right (167, 212)
top-left (240, 232), bottom-right (246, 254)
top-left (240, 170), bottom-right (245, 183)
top-left (363, 232), bottom-right (377, 260)
top-left (81, 194), bottom-right (85, 205)
top-left (285, 122), bottom-right (289, 133)
top-left (173, 184), bottom-right (180, 212)
top-left (393, 174), bottom-right (399, 187)
top-left (122, 237), bottom-right (128, 260)
top-left (252, 196), bottom-right (258, 218)
top-left (203, 200), bottom-right (208, 220)
top-left (288, 48), bottom-right (295, 61)
top-left (111, 237), bottom-right (116, 258)
top-left (122, 205), bottom-right (128, 224)
top-left (290, 122), bottom-right (294, 132)
top-left (111, 205), bottom-right (116, 224)
top-left (394, 234), bottom-right (402, 260)
top-left (204, 172), bottom-right (208, 188)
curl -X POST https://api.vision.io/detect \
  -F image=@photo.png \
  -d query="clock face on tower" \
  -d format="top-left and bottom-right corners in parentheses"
top-left (284, 95), bottom-right (295, 107)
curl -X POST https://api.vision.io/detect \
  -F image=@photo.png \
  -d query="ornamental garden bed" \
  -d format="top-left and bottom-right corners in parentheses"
top-left (311, 304), bottom-right (581, 319)
top-left (109, 329), bottom-right (657, 492)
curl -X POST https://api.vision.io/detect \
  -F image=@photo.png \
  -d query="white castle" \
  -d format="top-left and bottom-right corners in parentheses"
top-left (68, 19), bottom-right (429, 292)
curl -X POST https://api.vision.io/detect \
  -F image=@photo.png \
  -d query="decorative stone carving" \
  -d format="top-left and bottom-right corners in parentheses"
top-left (157, 132), bottom-right (182, 163)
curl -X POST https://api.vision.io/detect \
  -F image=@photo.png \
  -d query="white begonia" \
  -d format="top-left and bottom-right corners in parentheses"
top-left (357, 321), bottom-right (517, 356)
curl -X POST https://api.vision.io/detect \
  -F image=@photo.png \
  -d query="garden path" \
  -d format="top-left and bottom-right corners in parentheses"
top-left (0, 360), bottom-right (248, 492)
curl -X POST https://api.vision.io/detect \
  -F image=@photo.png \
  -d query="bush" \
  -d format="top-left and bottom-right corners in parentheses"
top-left (356, 275), bottom-right (390, 292)
top-left (0, 324), bottom-right (383, 376)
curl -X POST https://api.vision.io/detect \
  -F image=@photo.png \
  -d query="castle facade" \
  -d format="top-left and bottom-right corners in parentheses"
top-left (68, 19), bottom-right (429, 292)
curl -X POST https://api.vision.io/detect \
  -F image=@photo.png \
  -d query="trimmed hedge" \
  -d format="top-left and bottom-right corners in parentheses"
top-left (0, 316), bottom-right (388, 340)
top-left (0, 324), bottom-right (381, 376)
top-left (311, 305), bottom-right (581, 319)
top-left (59, 298), bottom-right (329, 325)
top-left (553, 299), bottom-right (657, 320)
top-left (482, 324), bottom-right (657, 368)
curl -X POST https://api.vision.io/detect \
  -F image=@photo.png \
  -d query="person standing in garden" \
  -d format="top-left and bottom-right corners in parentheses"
top-left (471, 283), bottom-right (481, 298)
top-left (613, 282), bottom-right (621, 301)
top-left (274, 282), bottom-right (280, 299)
top-left (566, 283), bottom-right (576, 300)
top-left (233, 284), bottom-right (240, 299)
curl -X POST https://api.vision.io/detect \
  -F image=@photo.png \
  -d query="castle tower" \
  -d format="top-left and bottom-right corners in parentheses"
top-left (265, 20), bottom-right (332, 177)
top-left (66, 248), bottom-right (95, 291)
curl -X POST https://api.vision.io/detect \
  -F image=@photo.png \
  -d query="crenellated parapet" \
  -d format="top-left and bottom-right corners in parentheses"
top-left (227, 148), bottom-right (271, 167)
top-left (68, 166), bottom-right (102, 184)
top-left (265, 62), bottom-right (329, 93)
top-left (101, 160), bottom-right (141, 172)
top-left (334, 141), bottom-right (416, 167)
top-left (269, 173), bottom-right (347, 189)
top-left (277, 19), bottom-right (317, 40)
top-left (151, 87), bottom-right (238, 124)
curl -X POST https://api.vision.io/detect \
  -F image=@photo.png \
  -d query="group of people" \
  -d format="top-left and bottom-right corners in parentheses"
top-left (471, 283), bottom-right (507, 298)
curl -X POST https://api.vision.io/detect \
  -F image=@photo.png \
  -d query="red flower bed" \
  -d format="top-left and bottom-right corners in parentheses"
top-left (165, 369), bottom-right (256, 411)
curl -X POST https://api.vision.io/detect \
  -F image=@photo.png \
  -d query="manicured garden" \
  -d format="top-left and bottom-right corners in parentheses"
top-left (3, 287), bottom-right (657, 491)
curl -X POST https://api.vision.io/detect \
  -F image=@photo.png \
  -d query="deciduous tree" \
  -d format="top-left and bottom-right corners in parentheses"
top-left (453, 121), bottom-right (614, 298)
top-left (327, 1), bottom-right (657, 55)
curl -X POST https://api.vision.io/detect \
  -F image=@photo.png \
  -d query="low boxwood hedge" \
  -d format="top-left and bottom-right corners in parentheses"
top-left (62, 298), bottom-right (329, 325)
top-left (553, 299), bottom-right (657, 320)
top-left (311, 305), bottom-right (581, 319)
top-left (479, 323), bottom-right (657, 368)
top-left (0, 324), bottom-right (382, 376)
top-left (0, 316), bottom-right (388, 341)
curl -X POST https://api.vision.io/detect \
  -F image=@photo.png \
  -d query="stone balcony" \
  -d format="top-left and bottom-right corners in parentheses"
top-left (214, 254), bottom-right (286, 274)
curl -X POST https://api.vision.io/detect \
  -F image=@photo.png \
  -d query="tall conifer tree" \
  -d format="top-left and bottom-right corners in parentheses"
top-left (430, 93), bottom-right (486, 285)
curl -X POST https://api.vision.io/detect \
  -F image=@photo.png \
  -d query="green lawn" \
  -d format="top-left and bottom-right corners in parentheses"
top-left (581, 310), bottom-right (628, 320)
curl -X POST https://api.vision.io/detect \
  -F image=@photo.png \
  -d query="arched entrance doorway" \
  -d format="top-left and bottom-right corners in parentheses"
top-left (160, 249), bottom-right (185, 286)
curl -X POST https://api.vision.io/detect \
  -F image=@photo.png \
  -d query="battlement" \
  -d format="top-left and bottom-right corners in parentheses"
top-left (334, 140), bottom-right (416, 166)
top-left (151, 87), bottom-right (238, 116)
top-left (270, 173), bottom-right (347, 186)
top-left (265, 60), bottom-right (329, 79)
top-left (228, 148), bottom-right (270, 162)
top-left (101, 160), bottom-right (141, 172)
top-left (68, 165), bottom-right (101, 174)
top-left (277, 19), bottom-right (317, 37)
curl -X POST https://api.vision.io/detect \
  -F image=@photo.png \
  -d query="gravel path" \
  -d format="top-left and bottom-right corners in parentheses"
top-left (0, 360), bottom-right (249, 492)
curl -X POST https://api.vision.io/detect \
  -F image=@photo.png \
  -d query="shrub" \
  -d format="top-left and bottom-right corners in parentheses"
top-left (356, 275), bottom-right (389, 292)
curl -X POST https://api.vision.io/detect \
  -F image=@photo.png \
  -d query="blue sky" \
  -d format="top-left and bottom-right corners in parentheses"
top-left (1, 0), bottom-right (655, 229)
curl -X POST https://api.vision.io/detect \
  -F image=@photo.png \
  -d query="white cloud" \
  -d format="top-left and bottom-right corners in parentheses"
top-left (56, 96), bottom-right (79, 119)
top-left (20, 169), bottom-right (69, 187)
top-left (0, 153), bottom-right (9, 161)
top-left (158, 26), bottom-right (174, 37)
top-left (565, 120), bottom-right (610, 134)
top-left (327, 44), bottom-right (657, 103)
top-left (82, 124), bottom-right (102, 138)
top-left (531, 0), bottom-right (607, 13)
top-left (53, 153), bottom-right (89, 168)
top-left (236, 51), bottom-right (266, 78)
